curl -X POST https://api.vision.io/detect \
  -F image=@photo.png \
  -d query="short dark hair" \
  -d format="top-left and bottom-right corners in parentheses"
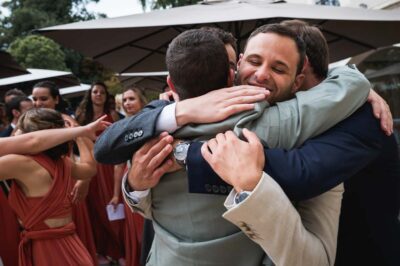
top-left (166, 29), bottom-right (230, 100)
top-left (247, 24), bottom-right (306, 75)
top-left (5, 96), bottom-right (31, 122)
top-left (200, 26), bottom-right (237, 54)
top-left (281, 20), bottom-right (329, 79)
top-left (33, 80), bottom-right (69, 113)
top-left (4, 88), bottom-right (25, 102)
top-left (17, 108), bottom-right (69, 160)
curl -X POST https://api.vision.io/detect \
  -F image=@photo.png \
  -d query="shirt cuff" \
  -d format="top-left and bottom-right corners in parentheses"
top-left (122, 172), bottom-right (150, 205)
top-left (155, 102), bottom-right (180, 133)
top-left (224, 172), bottom-right (265, 210)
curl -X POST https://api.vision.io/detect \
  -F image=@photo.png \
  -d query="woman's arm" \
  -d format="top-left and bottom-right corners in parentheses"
top-left (109, 163), bottom-right (126, 208)
top-left (0, 115), bottom-right (110, 157)
top-left (70, 137), bottom-right (97, 180)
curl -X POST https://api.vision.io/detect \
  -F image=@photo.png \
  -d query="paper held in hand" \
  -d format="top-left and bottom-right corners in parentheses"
top-left (106, 203), bottom-right (125, 221)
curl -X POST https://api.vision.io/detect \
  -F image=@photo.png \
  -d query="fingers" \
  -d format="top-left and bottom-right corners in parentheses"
top-left (242, 128), bottom-right (261, 145)
top-left (147, 143), bottom-right (173, 171)
top-left (225, 94), bottom-right (267, 106)
top-left (215, 133), bottom-right (226, 144)
top-left (138, 132), bottom-right (171, 155)
top-left (207, 138), bottom-right (218, 154)
top-left (201, 142), bottom-right (213, 164)
top-left (151, 159), bottom-right (173, 180)
top-left (379, 103), bottom-right (393, 136)
top-left (171, 91), bottom-right (180, 102)
top-left (95, 115), bottom-right (108, 123)
top-left (159, 91), bottom-right (172, 101)
top-left (225, 85), bottom-right (267, 93)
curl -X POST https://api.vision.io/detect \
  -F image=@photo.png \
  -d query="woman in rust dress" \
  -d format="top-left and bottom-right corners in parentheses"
top-left (32, 80), bottom-right (98, 263)
top-left (114, 86), bottom-right (147, 266)
top-left (76, 81), bottom-right (123, 264)
top-left (0, 108), bottom-right (98, 266)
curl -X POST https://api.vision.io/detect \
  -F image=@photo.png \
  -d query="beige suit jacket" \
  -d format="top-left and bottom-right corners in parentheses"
top-left (123, 65), bottom-right (368, 265)
top-left (223, 173), bottom-right (343, 266)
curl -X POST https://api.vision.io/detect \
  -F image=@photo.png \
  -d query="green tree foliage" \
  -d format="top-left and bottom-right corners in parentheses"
top-left (0, 0), bottom-right (101, 48)
top-left (139, 0), bottom-right (199, 10)
top-left (0, 0), bottom-right (120, 94)
top-left (8, 35), bottom-right (68, 70)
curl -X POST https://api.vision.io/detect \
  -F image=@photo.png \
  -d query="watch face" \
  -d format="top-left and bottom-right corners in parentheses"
top-left (174, 142), bottom-right (189, 161)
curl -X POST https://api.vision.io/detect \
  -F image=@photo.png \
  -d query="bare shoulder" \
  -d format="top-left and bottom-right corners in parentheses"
top-left (0, 154), bottom-right (31, 164)
top-left (0, 154), bottom-right (40, 180)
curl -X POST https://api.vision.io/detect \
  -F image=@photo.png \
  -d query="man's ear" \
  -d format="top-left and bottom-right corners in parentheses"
top-left (167, 75), bottom-right (177, 93)
top-left (302, 56), bottom-right (309, 74)
top-left (292, 73), bottom-right (305, 93)
top-left (237, 53), bottom-right (244, 69)
top-left (227, 68), bottom-right (235, 87)
top-left (12, 109), bottom-right (20, 119)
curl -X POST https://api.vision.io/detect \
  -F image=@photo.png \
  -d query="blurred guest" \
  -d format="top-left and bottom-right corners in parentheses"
top-left (0, 103), bottom-right (7, 131)
top-left (115, 93), bottom-right (126, 117)
top-left (4, 88), bottom-right (25, 104)
top-left (109, 94), bottom-right (125, 119)
top-left (117, 86), bottom-right (148, 266)
top-left (0, 96), bottom-right (33, 137)
top-left (76, 82), bottom-right (124, 265)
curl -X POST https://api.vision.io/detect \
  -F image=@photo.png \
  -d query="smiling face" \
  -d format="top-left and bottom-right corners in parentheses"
top-left (91, 84), bottom-right (107, 106)
top-left (237, 32), bottom-right (304, 104)
top-left (122, 89), bottom-right (143, 116)
top-left (32, 87), bottom-right (58, 109)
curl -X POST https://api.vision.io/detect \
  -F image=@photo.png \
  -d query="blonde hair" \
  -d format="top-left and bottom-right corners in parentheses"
top-left (122, 86), bottom-right (148, 109)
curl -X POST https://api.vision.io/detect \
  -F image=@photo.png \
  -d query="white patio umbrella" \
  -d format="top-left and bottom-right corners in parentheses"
top-left (117, 71), bottom-right (169, 91)
top-left (37, 0), bottom-right (400, 73)
top-left (0, 68), bottom-right (80, 99)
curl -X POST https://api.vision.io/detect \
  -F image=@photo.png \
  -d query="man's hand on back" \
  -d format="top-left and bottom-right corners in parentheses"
top-left (128, 132), bottom-right (174, 191)
top-left (175, 85), bottom-right (270, 126)
top-left (368, 89), bottom-right (393, 136)
top-left (201, 129), bottom-right (265, 192)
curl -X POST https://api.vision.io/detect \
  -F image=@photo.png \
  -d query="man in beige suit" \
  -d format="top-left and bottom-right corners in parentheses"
top-left (118, 24), bottom-right (374, 266)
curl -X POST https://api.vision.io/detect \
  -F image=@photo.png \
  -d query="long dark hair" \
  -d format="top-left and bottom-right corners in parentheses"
top-left (75, 81), bottom-right (111, 125)
top-left (17, 108), bottom-right (69, 160)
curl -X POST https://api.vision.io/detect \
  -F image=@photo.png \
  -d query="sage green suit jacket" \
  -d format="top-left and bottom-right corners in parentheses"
top-left (125, 66), bottom-right (370, 266)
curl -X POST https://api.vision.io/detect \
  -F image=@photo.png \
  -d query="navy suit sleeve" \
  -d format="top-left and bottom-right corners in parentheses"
top-left (94, 100), bottom-right (170, 164)
top-left (187, 104), bottom-right (384, 201)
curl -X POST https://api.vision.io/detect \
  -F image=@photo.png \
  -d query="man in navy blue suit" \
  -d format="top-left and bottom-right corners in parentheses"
top-left (95, 22), bottom-right (399, 265)
top-left (185, 20), bottom-right (400, 266)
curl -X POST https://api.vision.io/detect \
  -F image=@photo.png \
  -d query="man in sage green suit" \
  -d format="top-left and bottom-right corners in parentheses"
top-left (103, 25), bottom-right (373, 266)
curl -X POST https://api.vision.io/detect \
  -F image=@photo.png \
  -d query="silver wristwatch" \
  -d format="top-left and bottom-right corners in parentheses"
top-left (173, 141), bottom-right (191, 166)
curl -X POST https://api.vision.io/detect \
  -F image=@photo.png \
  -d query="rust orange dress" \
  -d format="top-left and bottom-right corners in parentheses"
top-left (8, 154), bottom-right (93, 266)
top-left (86, 114), bottom-right (124, 260)
top-left (0, 188), bottom-right (20, 266)
top-left (121, 165), bottom-right (144, 266)
top-left (71, 195), bottom-right (97, 264)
